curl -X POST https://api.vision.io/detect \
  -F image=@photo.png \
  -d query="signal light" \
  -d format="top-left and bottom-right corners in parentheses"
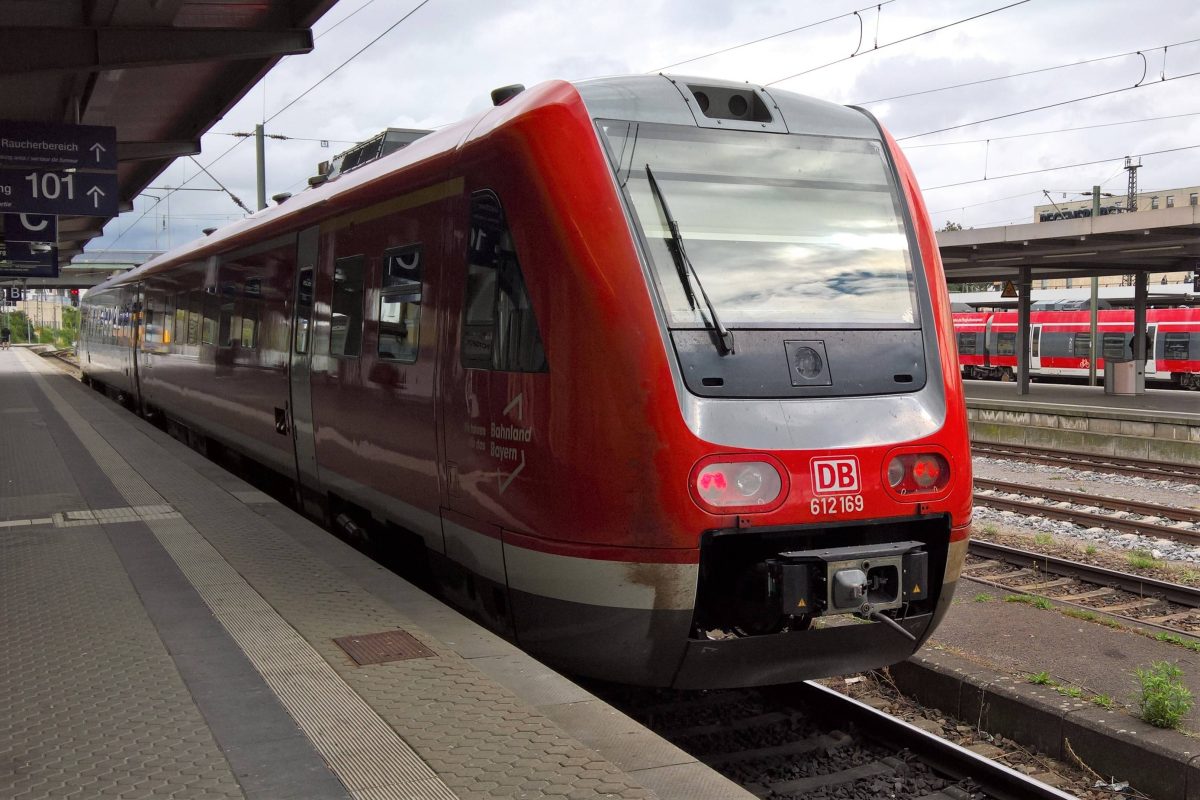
top-left (690, 455), bottom-right (786, 514)
top-left (69, 288), bottom-right (79, 308)
top-left (885, 452), bottom-right (951, 496)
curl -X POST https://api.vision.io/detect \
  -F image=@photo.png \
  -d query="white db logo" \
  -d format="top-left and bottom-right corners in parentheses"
top-left (811, 457), bottom-right (860, 494)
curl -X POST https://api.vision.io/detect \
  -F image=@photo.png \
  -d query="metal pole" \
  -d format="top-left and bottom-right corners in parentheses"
top-left (255, 123), bottom-right (267, 211)
top-left (1089, 186), bottom-right (1100, 387)
top-left (1017, 267), bottom-right (1032, 395)
top-left (1133, 271), bottom-right (1148, 395)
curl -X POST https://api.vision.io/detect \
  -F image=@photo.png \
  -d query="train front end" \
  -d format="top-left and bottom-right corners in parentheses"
top-left (576, 76), bottom-right (972, 688)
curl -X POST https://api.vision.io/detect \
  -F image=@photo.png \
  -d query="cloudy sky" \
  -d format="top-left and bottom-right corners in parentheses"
top-left (87, 0), bottom-right (1200, 258)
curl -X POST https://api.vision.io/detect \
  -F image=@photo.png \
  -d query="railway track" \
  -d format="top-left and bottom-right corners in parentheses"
top-left (597, 680), bottom-right (1073, 800)
top-left (972, 441), bottom-right (1200, 485)
top-left (973, 477), bottom-right (1200, 545)
top-left (966, 539), bottom-right (1200, 638)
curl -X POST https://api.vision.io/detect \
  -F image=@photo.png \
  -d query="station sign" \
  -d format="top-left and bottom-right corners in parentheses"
top-left (1, 120), bottom-right (117, 171)
top-left (3, 286), bottom-right (23, 305)
top-left (0, 167), bottom-right (118, 217)
top-left (2, 212), bottom-right (56, 243)
top-left (0, 239), bottom-right (58, 279)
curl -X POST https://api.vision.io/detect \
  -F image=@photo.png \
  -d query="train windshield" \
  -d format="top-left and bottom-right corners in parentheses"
top-left (600, 120), bottom-right (918, 327)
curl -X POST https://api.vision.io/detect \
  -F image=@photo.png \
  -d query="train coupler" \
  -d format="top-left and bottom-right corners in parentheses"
top-left (768, 540), bottom-right (928, 618)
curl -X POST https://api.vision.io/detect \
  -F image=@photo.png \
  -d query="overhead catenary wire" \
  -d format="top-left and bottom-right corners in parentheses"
top-left (766, 0), bottom-right (1031, 86)
top-left (854, 36), bottom-right (1200, 104)
top-left (903, 110), bottom-right (1200, 148)
top-left (923, 142), bottom-right (1200, 191)
top-left (92, 0), bottom-right (433, 257)
top-left (648, 0), bottom-right (898, 73)
top-left (898, 69), bottom-right (1200, 141)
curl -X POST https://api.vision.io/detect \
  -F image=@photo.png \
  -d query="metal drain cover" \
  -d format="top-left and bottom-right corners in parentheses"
top-left (333, 629), bottom-right (435, 665)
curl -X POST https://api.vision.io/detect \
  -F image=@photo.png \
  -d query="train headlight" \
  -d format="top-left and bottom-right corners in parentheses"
top-left (690, 455), bottom-right (787, 514)
top-left (884, 452), bottom-right (951, 496)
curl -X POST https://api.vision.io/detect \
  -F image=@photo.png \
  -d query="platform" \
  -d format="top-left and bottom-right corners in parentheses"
top-left (963, 379), bottom-right (1200, 467)
top-left (0, 347), bottom-right (751, 800)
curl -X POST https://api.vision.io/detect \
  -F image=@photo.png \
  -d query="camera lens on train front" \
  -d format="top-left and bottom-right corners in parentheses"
top-left (736, 467), bottom-right (764, 496)
top-left (794, 347), bottom-right (822, 379)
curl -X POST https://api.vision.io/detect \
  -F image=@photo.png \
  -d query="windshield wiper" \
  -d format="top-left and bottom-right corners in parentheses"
top-left (644, 164), bottom-right (735, 356)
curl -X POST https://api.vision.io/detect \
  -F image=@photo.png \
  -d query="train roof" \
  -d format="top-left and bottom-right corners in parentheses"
top-left (87, 74), bottom-right (882, 296)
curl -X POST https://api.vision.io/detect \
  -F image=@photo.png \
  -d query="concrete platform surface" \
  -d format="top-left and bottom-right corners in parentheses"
top-left (0, 348), bottom-right (752, 800)
top-left (965, 379), bottom-right (1200, 421)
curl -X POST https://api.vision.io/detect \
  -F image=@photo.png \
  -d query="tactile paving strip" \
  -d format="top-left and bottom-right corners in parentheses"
top-left (23, 356), bottom-right (457, 800)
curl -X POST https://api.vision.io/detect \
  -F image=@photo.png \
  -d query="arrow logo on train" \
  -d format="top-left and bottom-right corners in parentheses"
top-left (499, 451), bottom-right (526, 495)
top-left (503, 392), bottom-right (523, 421)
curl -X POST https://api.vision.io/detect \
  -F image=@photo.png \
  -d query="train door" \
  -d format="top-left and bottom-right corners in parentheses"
top-left (1030, 324), bottom-right (1042, 371)
top-left (288, 226), bottom-right (322, 515)
top-left (128, 283), bottom-right (145, 411)
top-left (1145, 325), bottom-right (1159, 376)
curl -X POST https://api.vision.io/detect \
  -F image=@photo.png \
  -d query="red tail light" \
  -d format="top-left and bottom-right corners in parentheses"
top-left (690, 455), bottom-right (787, 514)
top-left (885, 452), bottom-right (951, 495)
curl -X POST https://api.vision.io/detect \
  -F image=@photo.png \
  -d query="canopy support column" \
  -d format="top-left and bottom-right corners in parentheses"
top-left (1017, 267), bottom-right (1031, 395)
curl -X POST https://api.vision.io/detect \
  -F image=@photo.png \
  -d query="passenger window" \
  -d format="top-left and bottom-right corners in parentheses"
top-left (162, 294), bottom-right (175, 348)
top-left (331, 254), bottom-right (365, 357)
top-left (995, 333), bottom-right (1016, 356)
top-left (187, 292), bottom-right (202, 346)
top-left (1072, 334), bottom-right (1092, 358)
top-left (1165, 332), bottom-right (1189, 360)
top-left (218, 282), bottom-right (238, 346)
top-left (461, 191), bottom-right (548, 372)
top-left (1102, 332), bottom-right (1126, 359)
top-left (379, 244), bottom-right (422, 362)
top-left (242, 278), bottom-right (261, 349)
top-left (956, 333), bottom-right (975, 355)
top-left (201, 291), bottom-right (217, 345)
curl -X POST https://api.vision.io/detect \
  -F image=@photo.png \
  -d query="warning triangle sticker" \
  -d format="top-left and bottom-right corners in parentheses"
top-left (911, 584), bottom-right (922, 594)
top-left (796, 599), bottom-right (807, 608)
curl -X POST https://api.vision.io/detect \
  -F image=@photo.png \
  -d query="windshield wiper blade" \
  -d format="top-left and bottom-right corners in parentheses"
top-left (643, 164), bottom-right (735, 356)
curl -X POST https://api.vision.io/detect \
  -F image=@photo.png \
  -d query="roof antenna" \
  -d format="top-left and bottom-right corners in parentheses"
top-left (491, 84), bottom-right (525, 106)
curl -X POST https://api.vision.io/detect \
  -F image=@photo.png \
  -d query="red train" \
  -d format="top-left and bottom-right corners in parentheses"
top-left (80, 75), bottom-right (972, 688)
top-left (954, 309), bottom-right (1200, 389)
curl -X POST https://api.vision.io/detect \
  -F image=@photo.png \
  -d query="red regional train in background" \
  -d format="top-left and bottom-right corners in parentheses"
top-left (79, 75), bottom-right (972, 688)
top-left (954, 308), bottom-right (1200, 389)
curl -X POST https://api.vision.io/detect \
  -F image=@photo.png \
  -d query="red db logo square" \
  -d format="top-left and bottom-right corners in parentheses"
top-left (811, 457), bottom-right (860, 494)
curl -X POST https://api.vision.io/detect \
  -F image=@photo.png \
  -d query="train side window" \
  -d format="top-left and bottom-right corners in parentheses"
top-left (201, 291), bottom-right (218, 345)
top-left (242, 278), bottom-right (261, 348)
top-left (331, 254), bottom-right (365, 357)
top-left (379, 244), bottom-right (422, 363)
top-left (1102, 332), bottom-right (1126, 359)
top-left (956, 332), bottom-right (976, 355)
top-left (995, 333), bottom-right (1016, 356)
top-left (1072, 333), bottom-right (1092, 358)
top-left (187, 292), bottom-right (202, 346)
top-left (218, 282), bottom-right (238, 346)
top-left (295, 269), bottom-right (313, 354)
top-left (461, 191), bottom-right (548, 372)
top-left (1165, 332), bottom-right (1189, 360)
top-left (162, 294), bottom-right (175, 348)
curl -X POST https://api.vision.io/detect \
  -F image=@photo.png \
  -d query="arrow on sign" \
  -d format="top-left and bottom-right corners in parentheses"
top-left (86, 185), bottom-right (106, 208)
top-left (90, 143), bottom-right (107, 162)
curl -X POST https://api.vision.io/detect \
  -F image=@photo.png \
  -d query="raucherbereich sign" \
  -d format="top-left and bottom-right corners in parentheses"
top-left (0, 120), bottom-right (117, 171)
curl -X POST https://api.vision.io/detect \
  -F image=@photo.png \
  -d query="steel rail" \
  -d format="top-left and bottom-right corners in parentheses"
top-left (975, 477), bottom-right (1200, 524)
top-left (784, 681), bottom-right (1077, 800)
top-left (972, 442), bottom-right (1200, 484)
top-left (974, 493), bottom-right (1200, 546)
top-left (969, 539), bottom-right (1200, 608)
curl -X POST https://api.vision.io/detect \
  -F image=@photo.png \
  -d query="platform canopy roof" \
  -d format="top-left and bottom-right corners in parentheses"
top-left (0, 0), bottom-right (337, 266)
top-left (936, 205), bottom-right (1200, 283)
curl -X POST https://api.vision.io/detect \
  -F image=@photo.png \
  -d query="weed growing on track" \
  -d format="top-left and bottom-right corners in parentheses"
top-left (1034, 533), bottom-right (1053, 546)
top-left (1083, 544), bottom-right (1098, 556)
top-left (1092, 694), bottom-right (1115, 709)
top-left (1028, 671), bottom-right (1053, 685)
top-left (973, 592), bottom-right (994, 602)
top-left (1136, 661), bottom-right (1193, 729)
top-left (1061, 608), bottom-right (1122, 629)
top-left (1127, 550), bottom-right (1157, 570)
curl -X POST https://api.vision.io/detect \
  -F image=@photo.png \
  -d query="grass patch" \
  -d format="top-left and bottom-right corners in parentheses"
top-left (1028, 671), bottom-right (1054, 685)
top-left (1136, 661), bottom-right (1194, 729)
top-left (1127, 549), bottom-right (1157, 570)
top-left (1006, 594), bottom-right (1053, 610)
top-left (1092, 694), bottom-right (1115, 709)
top-left (1154, 632), bottom-right (1200, 654)
top-left (973, 592), bottom-right (995, 603)
top-left (1034, 532), bottom-right (1053, 547)
top-left (1084, 544), bottom-right (1098, 556)
top-left (1061, 607), bottom-right (1123, 629)
top-left (1056, 686), bottom-right (1084, 699)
